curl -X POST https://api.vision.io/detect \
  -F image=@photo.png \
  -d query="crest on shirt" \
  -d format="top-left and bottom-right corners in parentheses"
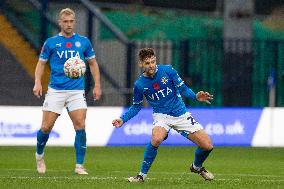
top-left (75, 41), bottom-right (81, 48)
top-left (161, 77), bottom-right (168, 84)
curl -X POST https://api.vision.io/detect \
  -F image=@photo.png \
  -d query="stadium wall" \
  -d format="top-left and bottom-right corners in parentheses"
top-left (0, 106), bottom-right (283, 147)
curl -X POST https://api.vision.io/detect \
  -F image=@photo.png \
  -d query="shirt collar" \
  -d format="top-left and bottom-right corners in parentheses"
top-left (58, 32), bottom-right (76, 37)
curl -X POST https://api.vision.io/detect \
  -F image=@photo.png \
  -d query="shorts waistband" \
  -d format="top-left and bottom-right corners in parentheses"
top-left (48, 87), bottom-right (84, 93)
top-left (153, 112), bottom-right (190, 119)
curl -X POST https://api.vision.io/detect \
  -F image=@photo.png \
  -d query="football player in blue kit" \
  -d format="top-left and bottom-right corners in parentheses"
top-left (33, 8), bottom-right (101, 175)
top-left (112, 48), bottom-right (214, 182)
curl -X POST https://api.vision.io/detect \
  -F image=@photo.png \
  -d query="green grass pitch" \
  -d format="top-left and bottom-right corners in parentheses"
top-left (0, 146), bottom-right (283, 189)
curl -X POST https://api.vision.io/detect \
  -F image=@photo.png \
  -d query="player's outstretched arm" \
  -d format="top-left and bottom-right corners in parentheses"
top-left (112, 118), bottom-right (124, 128)
top-left (33, 60), bottom-right (46, 98)
top-left (196, 91), bottom-right (214, 104)
top-left (112, 104), bottom-right (142, 128)
top-left (113, 83), bottom-right (143, 127)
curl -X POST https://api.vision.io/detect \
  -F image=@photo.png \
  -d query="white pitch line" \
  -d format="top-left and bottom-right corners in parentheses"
top-left (0, 176), bottom-right (283, 183)
top-left (0, 176), bottom-right (119, 180)
top-left (1, 169), bottom-right (284, 179)
top-left (113, 170), bottom-right (284, 178)
top-left (214, 178), bottom-right (284, 182)
top-left (215, 173), bottom-right (284, 178)
top-left (1, 168), bottom-right (71, 172)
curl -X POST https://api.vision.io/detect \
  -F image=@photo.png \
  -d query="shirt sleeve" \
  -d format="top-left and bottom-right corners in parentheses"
top-left (167, 65), bottom-right (185, 88)
top-left (133, 83), bottom-right (143, 105)
top-left (120, 83), bottom-right (143, 123)
top-left (84, 38), bottom-right (96, 60)
top-left (39, 41), bottom-right (50, 62)
top-left (179, 84), bottom-right (197, 100)
top-left (167, 65), bottom-right (196, 100)
top-left (120, 104), bottom-right (142, 123)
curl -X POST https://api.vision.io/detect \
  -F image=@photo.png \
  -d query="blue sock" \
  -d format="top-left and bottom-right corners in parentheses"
top-left (74, 129), bottom-right (87, 164)
top-left (194, 147), bottom-right (213, 167)
top-left (36, 129), bottom-right (50, 155)
top-left (140, 143), bottom-right (158, 174)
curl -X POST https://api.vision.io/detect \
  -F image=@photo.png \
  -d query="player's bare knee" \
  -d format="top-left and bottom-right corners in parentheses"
top-left (202, 143), bottom-right (214, 151)
top-left (73, 121), bottom-right (85, 130)
top-left (151, 137), bottom-right (163, 147)
top-left (41, 125), bottom-right (52, 133)
top-left (151, 140), bottom-right (162, 147)
top-left (206, 144), bottom-right (214, 151)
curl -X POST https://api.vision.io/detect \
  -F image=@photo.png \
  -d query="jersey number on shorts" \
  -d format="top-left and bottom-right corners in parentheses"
top-left (187, 116), bottom-right (197, 125)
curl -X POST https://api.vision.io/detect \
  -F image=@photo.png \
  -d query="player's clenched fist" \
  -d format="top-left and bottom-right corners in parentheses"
top-left (112, 118), bottom-right (124, 128)
top-left (196, 91), bottom-right (214, 104)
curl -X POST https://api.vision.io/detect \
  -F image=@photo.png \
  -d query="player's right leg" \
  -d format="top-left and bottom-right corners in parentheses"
top-left (36, 88), bottom-right (64, 174)
top-left (36, 111), bottom-right (59, 174)
top-left (128, 126), bottom-right (168, 182)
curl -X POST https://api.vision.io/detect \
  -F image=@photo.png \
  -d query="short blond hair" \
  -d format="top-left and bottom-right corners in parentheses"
top-left (59, 8), bottom-right (75, 18)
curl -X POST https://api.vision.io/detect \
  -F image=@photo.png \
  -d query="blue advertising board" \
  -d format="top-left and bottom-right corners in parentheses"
top-left (107, 108), bottom-right (262, 146)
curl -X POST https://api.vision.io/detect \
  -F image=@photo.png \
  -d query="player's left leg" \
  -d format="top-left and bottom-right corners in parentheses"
top-left (188, 129), bottom-right (214, 180)
top-left (173, 113), bottom-right (214, 180)
top-left (69, 108), bottom-right (88, 175)
top-left (67, 90), bottom-right (88, 174)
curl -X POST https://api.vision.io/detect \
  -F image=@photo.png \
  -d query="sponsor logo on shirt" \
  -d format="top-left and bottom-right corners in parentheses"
top-left (148, 87), bottom-right (173, 101)
top-left (56, 50), bottom-right (80, 59)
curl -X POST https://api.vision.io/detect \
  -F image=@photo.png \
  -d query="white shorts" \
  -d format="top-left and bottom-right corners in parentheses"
top-left (42, 87), bottom-right (87, 114)
top-left (153, 112), bottom-right (203, 137)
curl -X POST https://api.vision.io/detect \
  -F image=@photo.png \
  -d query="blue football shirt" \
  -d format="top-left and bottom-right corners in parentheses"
top-left (39, 33), bottom-right (95, 90)
top-left (133, 65), bottom-right (188, 117)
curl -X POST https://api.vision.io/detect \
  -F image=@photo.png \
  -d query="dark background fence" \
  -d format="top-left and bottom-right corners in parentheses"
top-left (128, 39), bottom-right (284, 107)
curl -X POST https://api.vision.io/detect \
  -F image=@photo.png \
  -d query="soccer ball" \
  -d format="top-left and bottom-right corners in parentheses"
top-left (64, 57), bottom-right (86, 79)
